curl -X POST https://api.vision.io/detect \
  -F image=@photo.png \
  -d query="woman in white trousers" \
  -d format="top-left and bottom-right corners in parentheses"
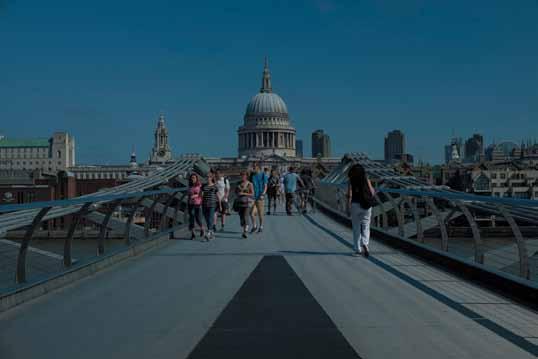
top-left (347, 164), bottom-right (375, 257)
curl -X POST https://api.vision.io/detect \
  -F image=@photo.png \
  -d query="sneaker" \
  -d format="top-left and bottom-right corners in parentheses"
top-left (266, 211), bottom-right (271, 215)
top-left (250, 226), bottom-right (258, 234)
top-left (352, 251), bottom-right (362, 257)
top-left (200, 229), bottom-right (205, 238)
top-left (363, 246), bottom-right (370, 258)
top-left (257, 226), bottom-right (263, 233)
top-left (190, 232), bottom-right (196, 240)
top-left (242, 232), bottom-right (248, 239)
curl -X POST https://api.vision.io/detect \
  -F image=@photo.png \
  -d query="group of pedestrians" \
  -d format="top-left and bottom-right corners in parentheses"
top-left (187, 170), bottom-right (230, 241)
top-left (186, 162), bottom-right (375, 259)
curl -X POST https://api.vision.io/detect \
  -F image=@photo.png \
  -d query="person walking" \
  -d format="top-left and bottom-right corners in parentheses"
top-left (347, 164), bottom-right (376, 257)
top-left (214, 170), bottom-right (230, 232)
top-left (266, 169), bottom-right (280, 215)
top-left (250, 164), bottom-right (268, 233)
top-left (283, 167), bottom-right (304, 215)
top-left (235, 171), bottom-right (254, 238)
top-left (187, 173), bottom-right (204, 240)
top-left (202, 172), bottom-right (218, 241)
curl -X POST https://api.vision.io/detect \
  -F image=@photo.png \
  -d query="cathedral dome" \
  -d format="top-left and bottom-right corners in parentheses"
top-left (245, 92), bottom-right (288, 116)
top-left (237, 58), bottom-right (296, 158)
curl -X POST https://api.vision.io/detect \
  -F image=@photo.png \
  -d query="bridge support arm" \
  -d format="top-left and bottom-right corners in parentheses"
top-left (426, 198), bottom-right (449, 252)
top-left (16, 206), bottom-right (52, 283)
top-left (496, 204), bottom-right (530, 279)
top-left (454, 200), bottom-right (484, 264)
top-left (98, 200), bottom-right (122, 255)
top-left (384, 192), bottom-right (405, 238)
top-left (160, 192), bottom-right (180, 232)
top-left (64, 203), bottom-right (92, 267)
top-left (123, 197), bottom-right (145, 245)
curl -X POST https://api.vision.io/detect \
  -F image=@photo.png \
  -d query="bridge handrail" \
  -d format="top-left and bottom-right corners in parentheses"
top-left (319, 180), bottom-right (538, 208)
top-left (0, 188), bottom-right (186, 214)
top-left (377, 188), bottom-right (538, 208)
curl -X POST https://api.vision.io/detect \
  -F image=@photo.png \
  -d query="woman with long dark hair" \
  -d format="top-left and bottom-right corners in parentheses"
top-left (347, 164), bottom-right (375, 257)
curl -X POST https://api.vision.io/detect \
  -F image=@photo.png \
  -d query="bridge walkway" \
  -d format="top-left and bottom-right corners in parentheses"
top-left (1, 209), bottom-right (537, 359)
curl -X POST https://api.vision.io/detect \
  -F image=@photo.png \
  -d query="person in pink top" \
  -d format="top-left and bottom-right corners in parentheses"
top-left (187, 173), bottom-right (204, 240)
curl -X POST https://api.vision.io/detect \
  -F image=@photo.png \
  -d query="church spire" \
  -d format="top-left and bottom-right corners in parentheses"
top-left (260, 56), bottom-right (272, 93)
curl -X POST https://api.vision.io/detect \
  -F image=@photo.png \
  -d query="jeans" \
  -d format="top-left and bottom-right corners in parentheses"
top-left (188, 204), bottom-right (202, 231)
top-left (238, 207), bottom-right (249, 227)
top-left (351, 203), bottom-right (371, 252)
top-left (203, 206), bottom-right (216, 230)
top-left (267, 190), bottom-right (277, 213)
top-left (285, 192), bottom-right (295, 214)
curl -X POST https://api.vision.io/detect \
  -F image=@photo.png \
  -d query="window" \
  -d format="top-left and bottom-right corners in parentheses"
top-left (500, 173), bottom-right (506, 179)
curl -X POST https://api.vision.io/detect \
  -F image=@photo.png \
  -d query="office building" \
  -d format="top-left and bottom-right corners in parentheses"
top-left (384, 130), bottom-right (405, 163)
top-left (312, 130), bottom-right (331, 158)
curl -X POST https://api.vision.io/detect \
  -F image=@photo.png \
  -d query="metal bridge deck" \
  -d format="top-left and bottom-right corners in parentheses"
top-left (1, 210), bottom-right (537, 359)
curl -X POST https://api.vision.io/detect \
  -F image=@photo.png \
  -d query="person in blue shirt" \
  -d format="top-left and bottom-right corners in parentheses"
top-left (283, 166), bottom-right (304, 215)
top-left (249, 164), bottom-right (268, 233)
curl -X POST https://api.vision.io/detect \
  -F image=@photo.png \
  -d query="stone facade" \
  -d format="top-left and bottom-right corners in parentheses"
top-left (0, 132), bottom-right (75, 173)
top-left (150, 114), bottom-right (173, 164)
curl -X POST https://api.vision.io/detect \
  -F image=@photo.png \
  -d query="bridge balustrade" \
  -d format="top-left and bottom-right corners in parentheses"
top-left (0, 159), bottom-right (209, 296)
top-left (314, 183), bottom-right (538, 285)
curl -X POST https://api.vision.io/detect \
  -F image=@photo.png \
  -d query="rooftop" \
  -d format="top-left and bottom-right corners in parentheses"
top-left (0, 138), bottom-right (50, 148)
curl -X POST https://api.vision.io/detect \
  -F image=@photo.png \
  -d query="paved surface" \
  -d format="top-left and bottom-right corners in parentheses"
top-left (1, 208), bottom-right (537, 358)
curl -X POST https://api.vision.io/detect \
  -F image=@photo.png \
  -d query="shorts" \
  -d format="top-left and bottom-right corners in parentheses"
top-left (217, 200), bottom-right (229, 213)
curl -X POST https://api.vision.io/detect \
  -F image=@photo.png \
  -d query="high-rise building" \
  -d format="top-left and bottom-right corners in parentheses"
top-left (150, 114), bottom-right (173, 164)
top-left (295, 139), bottom-right (303, 158)
top-left (0, 132), bottom-right (75, 172)
top-left (464, 134), bottom-right (484, 163)
top-left (311, 130), bottom-right (331, 158)
top-left (384, 130), bottom-right (405, 163)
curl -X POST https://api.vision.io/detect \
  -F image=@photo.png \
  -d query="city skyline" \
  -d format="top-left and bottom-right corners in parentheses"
top-left (1, 0), bottom-right (538, 164)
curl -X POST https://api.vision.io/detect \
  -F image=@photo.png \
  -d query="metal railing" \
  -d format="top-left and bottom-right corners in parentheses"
top-left (314, 181), bottom-right (538, 284)
top-left (0, 188), bottom-right (187, 286)
top-left (0, 158), bottom-right (210, 291)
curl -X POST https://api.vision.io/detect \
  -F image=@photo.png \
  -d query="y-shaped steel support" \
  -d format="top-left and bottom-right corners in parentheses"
top-left (496, 204), bottom-right (530, 279)
top-left (453, 200), bottom-right (484, 264)
top-left (384, 192), bottom-right (405, 237)
top-left (399, 197), bottom-right (423, 242)
top-left (373, 193), bottom-right (388, 228)
top-left (123, 197), bottom-right (145, 245)
top-left (173, 193), bottom-right (187, 226)
top-left (160, 192), bottom-right (179, 232)
top-left (144, 197), bottom-right (161, 238)
top-left (64, 203), bottom-right (92, 267)
top-left (16, 206), bottom-right (52, 283)
top-left (97, 199), bottom-right (122, 255)
top-left (426, 198), bottom-right (449, 252)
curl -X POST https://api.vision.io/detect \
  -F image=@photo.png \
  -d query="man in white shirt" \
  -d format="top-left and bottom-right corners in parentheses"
top-left (214, 170), bottom-right (230, 231)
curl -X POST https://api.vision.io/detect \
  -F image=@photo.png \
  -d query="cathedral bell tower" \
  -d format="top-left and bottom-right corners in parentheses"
top-left (150, 114), bottom-right (173, 164)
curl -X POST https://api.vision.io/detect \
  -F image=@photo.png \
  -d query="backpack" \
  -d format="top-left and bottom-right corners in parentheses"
top-left (354, 186), bottom-right (377, 210)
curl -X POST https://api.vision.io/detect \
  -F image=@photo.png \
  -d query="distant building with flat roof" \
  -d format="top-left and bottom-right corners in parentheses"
top-left (384, 130), bottom-right (405, 163)
top-left (0, 132), bottom-right (75, 173)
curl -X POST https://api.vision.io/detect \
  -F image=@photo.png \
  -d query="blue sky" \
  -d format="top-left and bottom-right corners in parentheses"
top-left (1, 0), bottom-right (537, 164)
